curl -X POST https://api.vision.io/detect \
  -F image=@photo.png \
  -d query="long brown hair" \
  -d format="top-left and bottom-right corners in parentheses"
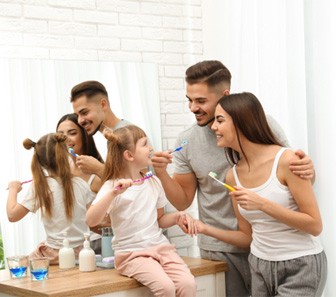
top-left (102, 125), bottom-right (147, 184)
top-left (217, 92), bottom-right (284, 166)
top-left (23, 133), bottom-right (75, 220)
top-left (56, 113), bottom-right (104, 163)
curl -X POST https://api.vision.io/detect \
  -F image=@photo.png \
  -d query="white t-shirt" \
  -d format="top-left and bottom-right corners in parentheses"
top-left (93, 176), bottom-right (170, 254)
top-left (20, 177), bottom-right (95, 249)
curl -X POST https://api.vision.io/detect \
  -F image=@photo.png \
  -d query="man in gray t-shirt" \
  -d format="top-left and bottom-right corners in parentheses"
top-left (152, 60), bottom-right (315, 297)
top-left (71, 80), bottom-right (132, 178)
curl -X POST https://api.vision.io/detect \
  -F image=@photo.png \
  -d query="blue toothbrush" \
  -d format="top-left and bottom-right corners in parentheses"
top-left (68, 147), bottom-right (79, 157)
top-left (170, 140), bottom-right (188, 154)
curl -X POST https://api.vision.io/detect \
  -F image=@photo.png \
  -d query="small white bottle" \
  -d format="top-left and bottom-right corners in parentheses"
top-left (79, 233), bottom-right (96, 272)
top-left (59, 232), bottom-right (76, 269)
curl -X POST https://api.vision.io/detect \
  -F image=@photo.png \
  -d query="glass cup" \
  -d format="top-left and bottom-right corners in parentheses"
top-left (6, 255), bottom-right (29, 279)
top-left (29, 257), bottom-right (49, 281)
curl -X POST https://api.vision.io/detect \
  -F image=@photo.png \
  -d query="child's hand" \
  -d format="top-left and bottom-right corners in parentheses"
top-left (7, 181), bottom-right (22, 193)
top-left (176, 212), bottom-right (198, 236)
top-left (113, 179), bottom-right (133, 194)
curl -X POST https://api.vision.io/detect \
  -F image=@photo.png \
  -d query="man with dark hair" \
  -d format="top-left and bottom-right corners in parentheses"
top-left (71, 80), bottom-right (131, 177)
top-left (152, 60), bottom-right (315, 297)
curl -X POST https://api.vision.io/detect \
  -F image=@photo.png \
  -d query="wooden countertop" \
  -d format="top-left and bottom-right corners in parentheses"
top-left (0, 256), bottom-right (228, 297)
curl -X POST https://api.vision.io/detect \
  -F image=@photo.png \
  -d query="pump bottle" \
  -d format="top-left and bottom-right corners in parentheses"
top-left (59, 232), bottom-right (76, 269)
top-left (79, 233), bottom-right (96, 272)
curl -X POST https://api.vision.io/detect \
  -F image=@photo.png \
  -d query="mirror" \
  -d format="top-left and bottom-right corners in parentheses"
top-left (0, 58), bottom-right (162, 255)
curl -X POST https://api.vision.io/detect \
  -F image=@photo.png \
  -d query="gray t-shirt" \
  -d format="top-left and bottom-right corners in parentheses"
top-left (173, 115), bottom-right (289, 253)
top-left (113, 119), bottom-right (132, 131)
top-left (95, 119), bottom-right (133, 160)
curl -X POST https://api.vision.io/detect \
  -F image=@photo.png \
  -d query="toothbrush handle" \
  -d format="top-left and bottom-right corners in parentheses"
top-left (223, 183), bottom-right (235, 192)
top-left (132, 177), bottom-right (144, 183)
top-left (170, 146), bottom-right (182, 154)
top-left (21, 179), bottom-right (33, 185)
top-left (115, 177), bottom-right (144, 189)
top-left (6, 179), bottom-right (32, 190)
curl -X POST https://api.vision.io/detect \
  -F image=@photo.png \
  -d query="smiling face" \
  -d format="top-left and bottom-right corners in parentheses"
top-left (211, 104), bottom-right (238, 149)
top-left (186, 82), bottom-right (226, 127)
top-left (132, 136), bottom-right (153, 169)
top-left (72, 95), bottom-right (106, 135)
top-left (57, 119), bottom-right (84, 155)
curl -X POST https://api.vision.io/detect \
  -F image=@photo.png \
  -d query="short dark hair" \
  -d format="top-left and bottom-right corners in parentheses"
top-left (185, 60), bottom-right (231, 89)
top-left (70, 80), bottom-right (108, 102)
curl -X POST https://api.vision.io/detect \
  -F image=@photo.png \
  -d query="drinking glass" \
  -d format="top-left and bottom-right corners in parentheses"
top-left (6, 255), bottom-right (29, 279)
top-left (30, 257), bottom-right (49, 281)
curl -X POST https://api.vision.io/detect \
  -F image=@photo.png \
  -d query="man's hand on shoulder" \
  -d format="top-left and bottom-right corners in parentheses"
top-left (289, 149), bottom-right (315, 182)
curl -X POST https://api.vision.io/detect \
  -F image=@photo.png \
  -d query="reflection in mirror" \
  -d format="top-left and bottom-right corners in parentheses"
top-left (0, 59), bottom-right (162, 257)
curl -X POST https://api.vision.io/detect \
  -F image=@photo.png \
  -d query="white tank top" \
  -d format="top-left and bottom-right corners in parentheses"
top-left (233, 147), bottom-right (323, 261)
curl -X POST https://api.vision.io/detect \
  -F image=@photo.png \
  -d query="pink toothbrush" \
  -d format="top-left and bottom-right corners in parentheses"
top-left (114, 171), bottom-right (153, 190)
top-left (6, 179), bottom-right (32, 190)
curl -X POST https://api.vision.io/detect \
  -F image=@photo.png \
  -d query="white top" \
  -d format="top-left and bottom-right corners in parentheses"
top-left (20, 177), bottom-right (95, 249)
top-left (233, 147), bottom-right (323, 261)
top-left (87, 174), bottom-right (101, 242)
top-left (173, 115), bottom-right (289, 253)
top-left (93, 176), bottom-right (170, 254)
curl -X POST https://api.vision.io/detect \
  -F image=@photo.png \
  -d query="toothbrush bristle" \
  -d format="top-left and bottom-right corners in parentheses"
top-left (68, 147), bottom-right (78, 157)
top-left (145, 171), bottom-right (153, 177)
top-left (208, 171), bottom-right (218, 178)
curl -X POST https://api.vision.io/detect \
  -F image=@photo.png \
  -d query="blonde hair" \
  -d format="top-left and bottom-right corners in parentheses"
top-left (23, 133), bottom-right (75, 220)
top-left (102, 125), bottom-right (147, 183)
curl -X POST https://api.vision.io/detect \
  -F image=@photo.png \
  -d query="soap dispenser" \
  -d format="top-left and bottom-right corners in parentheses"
top-left (79, 233), bottom-right (96, 272)
top-left (59, 231), bottom-right (76, 269)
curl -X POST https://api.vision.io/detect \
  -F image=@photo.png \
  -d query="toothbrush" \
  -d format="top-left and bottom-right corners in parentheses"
top-left (21, 179), bottom-right (32, 185)
top-left (132, 171), bottom-right (153, 183)
top-left (208, 171), bottom-right (235, 192)
top-left (170, 140), bottom-right (188, 154)
top-left (68, 147), bottom-right (79, 157)
top-left (6, 179), bottom-right (32, 190)
top-left (114, 171), bottom-right (154, 190)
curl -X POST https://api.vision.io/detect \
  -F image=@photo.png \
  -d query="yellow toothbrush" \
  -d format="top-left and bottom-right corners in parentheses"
top-left (208, 171), bottom-right (235, 192)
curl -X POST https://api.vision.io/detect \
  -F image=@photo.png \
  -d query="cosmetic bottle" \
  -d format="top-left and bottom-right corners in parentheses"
top-left (101, 227), bottom-right (114, 258)
top-left (59, 232), bottom-right (75, 269)
top-left (79, 233), bottom-right (96, 272)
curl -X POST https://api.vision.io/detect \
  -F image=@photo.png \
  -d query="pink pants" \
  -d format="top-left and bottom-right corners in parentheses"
top-left (115, 244), bottom-right (196, 297)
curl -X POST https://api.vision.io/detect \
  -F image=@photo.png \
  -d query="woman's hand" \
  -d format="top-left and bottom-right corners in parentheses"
top-left (230, 187), bottom-right (266, 211)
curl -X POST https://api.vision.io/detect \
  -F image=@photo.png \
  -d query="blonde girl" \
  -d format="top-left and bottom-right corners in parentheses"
top-left (7, 133), bottom-right (95, 264)
top-left (86, 125), bottom-right (196, 297)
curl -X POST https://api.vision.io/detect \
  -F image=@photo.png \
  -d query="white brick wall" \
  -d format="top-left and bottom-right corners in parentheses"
top-left (0, 0), bottom-right (202, 257)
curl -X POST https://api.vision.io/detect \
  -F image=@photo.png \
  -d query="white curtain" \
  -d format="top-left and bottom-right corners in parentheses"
top-left (202, 0), bottom-right (335, 295)
top-left (0, 59), bottom-right (161, 258)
